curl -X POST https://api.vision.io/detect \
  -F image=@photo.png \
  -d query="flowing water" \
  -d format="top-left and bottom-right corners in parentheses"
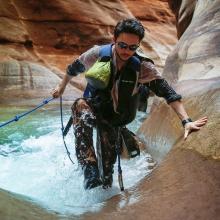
top-left (0, 105), bottom-right (155, 215)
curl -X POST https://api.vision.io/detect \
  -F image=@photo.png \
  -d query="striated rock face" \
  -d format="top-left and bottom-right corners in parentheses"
top-left (160, 0), bottom-right (220, 158)
top-left (0, 0), bottom-right (175, 56)
top-left (82, 1), bottom-right (220, 220)
top-left (0, 0), bottom-right (130, 50)
top-left (0, 0), bottom-right (176, 106)
top-left (139, 0), bottom-right (220, 161)
top-left (0, 51), bottom-right (81, 105)
top-left (135, 0), bottom-right (220, 219)
top-left (0, 0), bottom-right (133, 68)
top-left (2, 1), bottom-right (219, 220)
top-left (168, 0), bottom-right (197, 38)
top-left (0, 0), bottom-right (131, 105)
top-left (0, 1), bottom-right (178, 219)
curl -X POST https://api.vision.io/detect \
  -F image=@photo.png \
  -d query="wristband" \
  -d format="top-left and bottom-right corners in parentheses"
top-left (182, 118), bottom-right (192, 127)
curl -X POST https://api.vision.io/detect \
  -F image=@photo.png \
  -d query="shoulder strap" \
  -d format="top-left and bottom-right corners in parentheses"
top-left (83, 83), bottom-right (97, 98)
top-left (101, 44), bottom-right (141, 72)
top-left (99, 44), bottom-right (112, 58)
top-left (130, 56), bottom-right (141, 72)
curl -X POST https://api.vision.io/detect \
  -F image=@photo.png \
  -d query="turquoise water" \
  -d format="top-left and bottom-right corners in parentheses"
top-left (0, 106), bottom-right (67, 156)
top-left (0, 105), bottom-right (154, 215)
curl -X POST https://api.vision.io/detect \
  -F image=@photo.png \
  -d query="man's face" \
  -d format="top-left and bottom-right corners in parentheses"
top-left (114, 33), bottom-right (140, 61)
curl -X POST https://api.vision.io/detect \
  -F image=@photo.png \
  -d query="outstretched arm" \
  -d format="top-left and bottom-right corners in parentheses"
top-left (145, 79), bottom-right (208, 139)
top-left (169, 100), bottom-right (208, 140)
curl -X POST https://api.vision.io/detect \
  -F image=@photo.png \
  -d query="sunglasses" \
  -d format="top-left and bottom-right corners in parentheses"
top-left (117, 41), bottom-right (139, 51)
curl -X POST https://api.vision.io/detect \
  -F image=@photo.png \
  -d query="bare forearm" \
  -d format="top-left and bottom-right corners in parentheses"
top-left (52, 74), bottom-right (73, 98)
top-left (59, 74), bottom-right (73, 89)
top-left (169, 100), bottom-right (189, 121)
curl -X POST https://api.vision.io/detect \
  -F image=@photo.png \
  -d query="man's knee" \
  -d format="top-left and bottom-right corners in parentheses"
top-left (71, 98), bottom-right (89, 113)
top-left (72, 98), bottom-right (96, 126)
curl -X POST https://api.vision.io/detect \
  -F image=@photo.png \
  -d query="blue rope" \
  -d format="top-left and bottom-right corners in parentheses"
top-left (59, 96), bottom-right (75, 165)
top-left (0, 97), bottom-right (55, 128)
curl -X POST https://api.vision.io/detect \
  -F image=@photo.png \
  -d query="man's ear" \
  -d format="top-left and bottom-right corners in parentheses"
top-left (113, 36), bottom-right (116, 43)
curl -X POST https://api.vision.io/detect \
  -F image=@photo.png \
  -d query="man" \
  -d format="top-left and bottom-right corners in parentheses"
top-left (52, 18), bottom-right (207, 190)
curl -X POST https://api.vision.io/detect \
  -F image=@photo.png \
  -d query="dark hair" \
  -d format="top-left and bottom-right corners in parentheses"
top-left (114, 18), bottom-right (145, 41)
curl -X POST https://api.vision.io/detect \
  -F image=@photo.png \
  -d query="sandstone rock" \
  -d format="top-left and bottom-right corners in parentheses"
top-left (0, 0), bottom-right (176, 78)
top-left (0, 189), bottom-right (60, 220)
top-left (138, 0), bottom-right (220, 186)
top-left (133, 1), bottom-right (220, 220)
top-left (0, 59), bottom-right (81, 106)
top-left (82, 148), bottom-right (220, 220)
top-left (168, 0), bottom-right (197, 38)
top-left (2, 1), bottom-right (218, 220)
top-left (164, 3), bottom-right (220, 83)
top-left (0, 0), bottom-right (132, 51)
top-left (80, 1), bottom-right (220, 220)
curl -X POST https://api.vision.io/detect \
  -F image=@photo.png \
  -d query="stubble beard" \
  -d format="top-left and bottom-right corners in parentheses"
top-left (115, 48), bottom-right (130, 63)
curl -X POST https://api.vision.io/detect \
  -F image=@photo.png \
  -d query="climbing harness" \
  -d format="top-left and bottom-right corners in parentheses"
top-left (59, 96), bottom-right (75, 165)
top-left (0, 97), bottom-right (55, 128)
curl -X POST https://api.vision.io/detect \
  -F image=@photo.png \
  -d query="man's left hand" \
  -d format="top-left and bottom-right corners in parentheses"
top-left (184, 116), bottom-right (208, 140)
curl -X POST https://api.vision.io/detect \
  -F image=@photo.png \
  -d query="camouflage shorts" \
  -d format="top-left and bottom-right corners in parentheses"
top-left (71, 98), bottom-right (117, 179)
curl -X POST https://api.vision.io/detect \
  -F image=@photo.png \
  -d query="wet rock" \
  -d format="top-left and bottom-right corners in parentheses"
top-left (0, 59), bottom-right (81, 105)
top-left (2, 1), bottom-right (218, 220)
top-left (80, 1), bottom-right (220, 220)
top-left (0, 0), bottom-right (176, 99)
top-left (135, 1), bottom-right (220, 220)
top-left (0, 189), bottom-right (60, 220)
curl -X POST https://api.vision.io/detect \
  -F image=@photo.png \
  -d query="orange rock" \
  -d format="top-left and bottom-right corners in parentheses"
top-left (0, 0), bottom-right (177, 104)
top-left (2, 1), bottom-right (219, 220)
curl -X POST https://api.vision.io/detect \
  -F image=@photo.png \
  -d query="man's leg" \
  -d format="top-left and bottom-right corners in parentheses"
top-left (71, 98), bottom-right (101, 189)
top-left (96, 122), bottom-right (118, 188)
top-left (121, 127), bottom-right (140, 158)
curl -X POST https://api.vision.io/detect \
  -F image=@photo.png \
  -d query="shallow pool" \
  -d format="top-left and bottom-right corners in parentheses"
top-left (0, 105), bottom-right (154, 215)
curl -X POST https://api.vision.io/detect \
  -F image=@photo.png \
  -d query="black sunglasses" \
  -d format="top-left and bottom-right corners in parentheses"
top-left (117, 41), bottom-right (139, 51)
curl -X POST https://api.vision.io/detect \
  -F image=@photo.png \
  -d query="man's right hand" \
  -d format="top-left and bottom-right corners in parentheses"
top-left (51, 74), bottom-right (72, 98)
top-left (51, 86), bottom-right (65, 98)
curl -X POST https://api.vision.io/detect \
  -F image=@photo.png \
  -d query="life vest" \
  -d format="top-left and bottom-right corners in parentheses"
top-left (83, 44), bottom-right (152, 126)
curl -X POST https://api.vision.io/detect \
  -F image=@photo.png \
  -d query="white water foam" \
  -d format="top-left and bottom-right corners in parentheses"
top-left (0, 112), bottom-right (155, 215)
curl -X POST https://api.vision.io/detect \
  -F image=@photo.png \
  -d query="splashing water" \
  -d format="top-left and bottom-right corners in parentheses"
top-left (0, 106), bottom-right (155, 215)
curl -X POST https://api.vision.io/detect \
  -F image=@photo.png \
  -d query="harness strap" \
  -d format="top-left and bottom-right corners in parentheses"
top-left (99, 44), bottom-right (112, 57)
top-left (60, 96), bottom-right (75, 165)
top-left (63, 116), bottom-right (73, 137)
top-left (116, 127), bottom-right (124, 191)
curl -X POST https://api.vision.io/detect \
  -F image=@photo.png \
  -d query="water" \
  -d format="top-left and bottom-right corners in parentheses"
top-left (0, 106), bottom-right (155, 215)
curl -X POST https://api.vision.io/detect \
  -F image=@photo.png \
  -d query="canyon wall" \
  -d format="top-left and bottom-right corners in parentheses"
top-left (0, 0), bottom-right (176, 105)
top-left (1, 1), bottom-right (219, 220)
